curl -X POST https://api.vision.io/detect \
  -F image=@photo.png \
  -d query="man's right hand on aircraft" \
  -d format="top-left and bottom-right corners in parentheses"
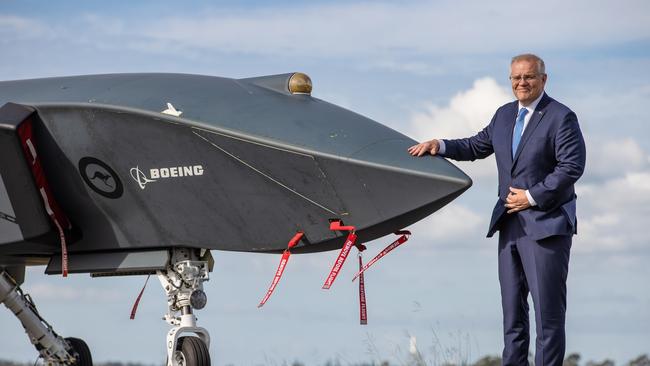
top-left (408, 139), bottom-right (440, 156)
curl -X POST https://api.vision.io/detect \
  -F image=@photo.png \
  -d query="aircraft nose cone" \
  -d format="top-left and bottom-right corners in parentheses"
top-left (349, 137), bottom-right (471, 217)
top-left (311, 137), bottom-right (472, 245)
top-left (350, 137), bottom-right (471, 185)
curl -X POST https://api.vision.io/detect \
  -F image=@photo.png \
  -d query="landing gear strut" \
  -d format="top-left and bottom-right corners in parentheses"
top-left (0, 270), bottom-right (93, 365)
top-left (158, 248), bottom-right (212, 366)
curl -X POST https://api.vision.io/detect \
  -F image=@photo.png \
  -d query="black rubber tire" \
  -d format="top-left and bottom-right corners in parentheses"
top-left (176, 336), bottom-right (211, 366)
top-left (65, 337), bottom-right (93, 366)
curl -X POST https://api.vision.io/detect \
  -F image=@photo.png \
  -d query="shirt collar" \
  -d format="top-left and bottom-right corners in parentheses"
top-left (518, 92), bottom-right (545, 114)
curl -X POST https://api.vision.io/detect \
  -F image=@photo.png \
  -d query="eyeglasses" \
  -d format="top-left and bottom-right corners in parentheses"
top-left (509, 74), bottom-right (544, 83)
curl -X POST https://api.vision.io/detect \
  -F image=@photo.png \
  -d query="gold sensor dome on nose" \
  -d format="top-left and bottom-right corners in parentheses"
top-left (288, 72), bottom-right (312, 95)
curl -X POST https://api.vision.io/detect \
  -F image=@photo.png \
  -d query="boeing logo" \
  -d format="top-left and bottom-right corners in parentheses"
top-left (130, 165), bottom-right (204, 190)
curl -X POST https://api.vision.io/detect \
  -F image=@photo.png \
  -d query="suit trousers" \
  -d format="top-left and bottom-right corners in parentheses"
top-left (498, 214), bottom-right (571, 366)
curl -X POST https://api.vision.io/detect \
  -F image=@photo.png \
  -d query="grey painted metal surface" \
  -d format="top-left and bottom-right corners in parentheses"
top-left (0, 175), bottom-right (22, 244)
top-left (0, 73), bottom-right (472, 270)
top-left (45, 250), bottom-right (169, 275)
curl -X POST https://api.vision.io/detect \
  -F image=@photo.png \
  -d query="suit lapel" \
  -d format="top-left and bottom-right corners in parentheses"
top-left (504, 102), bottom-right (518, 166)
top-left (512, 94), bottom-right (550, 167)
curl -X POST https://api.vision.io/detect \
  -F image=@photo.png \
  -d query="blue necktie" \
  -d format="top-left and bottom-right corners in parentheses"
top-left (512, 107), bottom-right (529, 157)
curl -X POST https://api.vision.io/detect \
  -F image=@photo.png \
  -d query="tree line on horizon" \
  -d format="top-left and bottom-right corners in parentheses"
top-left (0, 353), bottom-right (648, 366)
top-left (0, 353), bottom-right (650, 366)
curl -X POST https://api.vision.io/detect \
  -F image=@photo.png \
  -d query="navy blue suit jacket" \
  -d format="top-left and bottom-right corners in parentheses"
top-left (442, 93), bottom-right (586, 240)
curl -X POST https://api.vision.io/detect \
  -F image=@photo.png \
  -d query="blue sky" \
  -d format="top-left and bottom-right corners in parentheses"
top-left (1, 1), bottom-right (649, 365)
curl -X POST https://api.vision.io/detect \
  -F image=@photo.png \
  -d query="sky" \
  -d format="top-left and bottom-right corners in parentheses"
top-left (0, 0), bottom-right (649, 365)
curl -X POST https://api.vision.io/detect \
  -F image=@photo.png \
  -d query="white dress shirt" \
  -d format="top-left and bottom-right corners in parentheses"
top-left (517, 93), bottom-right (544, 206)
top-left (437, 92), bottom-right (545, 206)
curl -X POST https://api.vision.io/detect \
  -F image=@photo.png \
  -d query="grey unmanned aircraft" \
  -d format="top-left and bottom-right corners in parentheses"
top-left (0, 72), bottom-right (471, 365)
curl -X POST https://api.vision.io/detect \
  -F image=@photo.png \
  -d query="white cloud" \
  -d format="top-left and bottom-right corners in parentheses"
top-left (0, 15), bottom-right (49, 39)
top-left (407, 203), bottom-right (485, 250)
top-left (585, 137), bottom-right (649, 181)
top-left (365, 59), bottom-right (446, 76)
top-left (405, 77), bottom-right (511, 179)
top-left (5, 1), bottom-right (650, 61)
top-left (568, 88), bottom-right (650, 253)
top-left (133, 1), bottom-right (650, 56)
top-left (575, 171), bottom-right (650, 253)
top-left (407, 77), bottom-right (511, 139)
top-left (569, 84), bottom-right (650, 142)
top-left (0, 15), bottom-right (42, 31)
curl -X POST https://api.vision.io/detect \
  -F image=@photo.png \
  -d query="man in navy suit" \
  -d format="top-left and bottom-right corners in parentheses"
top-left (408, 54), bottom-right (586, 366)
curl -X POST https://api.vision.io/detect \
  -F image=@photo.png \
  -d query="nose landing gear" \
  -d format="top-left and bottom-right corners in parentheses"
top-left (158, 249), bottom-right (212, 366)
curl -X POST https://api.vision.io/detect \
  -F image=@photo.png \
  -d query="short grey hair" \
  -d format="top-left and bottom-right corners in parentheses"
top-left (511, 53), bottom-right (546, 75)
